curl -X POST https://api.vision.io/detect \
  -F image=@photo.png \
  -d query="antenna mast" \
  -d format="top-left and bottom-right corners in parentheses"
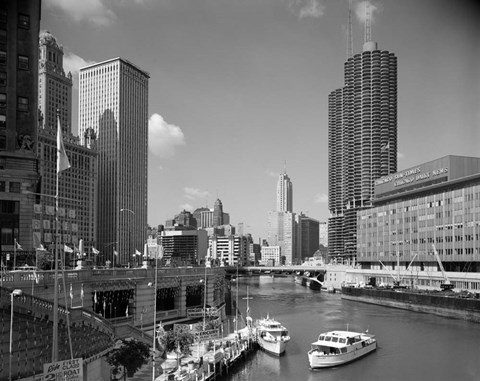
top-left (364, 1), bottom-right (372, 43)
top-left (347, 0), bottom-right (353, 59)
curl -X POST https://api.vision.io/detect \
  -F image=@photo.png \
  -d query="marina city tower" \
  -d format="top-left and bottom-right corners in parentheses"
top-left (79, 58), bottom-right (149, 265)
top-left (328, 14), bottom-right (397, 262)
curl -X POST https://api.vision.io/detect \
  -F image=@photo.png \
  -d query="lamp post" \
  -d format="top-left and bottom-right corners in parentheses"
top-left (151, 245), bottom-right (161, 381)
top-left (9, 289), bottom-right (23, 381)
top-left (120, 208), bottom-right (135, 266)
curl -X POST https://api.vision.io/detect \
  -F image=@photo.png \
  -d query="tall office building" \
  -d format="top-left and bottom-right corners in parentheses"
top-left (79, 58), bottom-right (149, 265)
top-left (277, 169), bottom-right (293, 212)
top-left (328, 10), bottom-right (397, 261)
top-left (0, 1), bottom-right (41, 260)
top-left (36, 31), bottom-right (98, 262)
top-left (213, 198), bottom-right (224, 227)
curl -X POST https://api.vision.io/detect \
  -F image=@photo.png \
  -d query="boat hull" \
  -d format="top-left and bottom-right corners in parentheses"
top-left (258, 336), bottom-right (288, 356)
top-left (308, 341), bottom-right (376, 369)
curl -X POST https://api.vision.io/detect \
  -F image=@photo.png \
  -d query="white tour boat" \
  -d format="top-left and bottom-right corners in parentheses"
top-left (308, 330), bottom-right (376, 369)
top-left (255, 316), bottom-right (290, 356)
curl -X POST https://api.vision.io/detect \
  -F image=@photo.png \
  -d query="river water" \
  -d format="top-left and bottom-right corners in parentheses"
top-left (221, 276), bottom-right (479, 381)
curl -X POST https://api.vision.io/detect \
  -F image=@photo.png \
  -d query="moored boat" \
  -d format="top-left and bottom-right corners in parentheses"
top-left (256, 316), bottom-right (290, 356)
top-left (308, 330), bottom-right (376, 369)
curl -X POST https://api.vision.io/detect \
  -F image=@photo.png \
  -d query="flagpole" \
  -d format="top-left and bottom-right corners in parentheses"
top-left (13, 239), bottom-right (16, 270)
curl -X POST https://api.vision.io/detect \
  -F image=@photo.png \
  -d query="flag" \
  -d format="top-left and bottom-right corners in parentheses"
top-left (135, 249), bottom-right (142, 256)
top-left (113, 250), bottom-right (119, 257)
top-left (92, 247), bottom-right (100, 255)
top-left (64, 244), bottom-right (73, 253)
top-left (33, 269), bottom-right (39, 284)
top-left (126, 305), bottom-right (129, 317)
top-left (70, 284), bottom-right (73, 301)
top-left (381, 142), bottom-right (390, 152)
top-left (94, 290), bottom-right (97, 305)
top-left (57, 115), bottom-right (71, 173)
top-left (14, 240), bottom-right (23, 250)
top-left (37, 243), bottom-right (46, 251)
top-left (81, 284), bottom-right (84, 301)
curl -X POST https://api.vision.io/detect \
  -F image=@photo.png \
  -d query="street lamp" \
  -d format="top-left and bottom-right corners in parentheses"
top-left (120, 208), bottom-right (135, 266)
top-left (9, 289), bottom-right (23, 381)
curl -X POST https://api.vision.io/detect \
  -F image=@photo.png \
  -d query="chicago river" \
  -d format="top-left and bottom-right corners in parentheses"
top-left (224, 276), bottom-right (479, 381)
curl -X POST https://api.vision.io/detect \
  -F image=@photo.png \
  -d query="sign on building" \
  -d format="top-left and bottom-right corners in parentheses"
top-left (43, 358), bottom-right (83, 380)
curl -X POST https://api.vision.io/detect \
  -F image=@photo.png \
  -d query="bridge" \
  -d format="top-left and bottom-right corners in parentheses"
top-left (224, 265), bottom-right (327, 276)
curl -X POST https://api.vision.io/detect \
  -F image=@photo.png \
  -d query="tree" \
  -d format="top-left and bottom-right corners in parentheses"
top-left (106, 339), bottom-right (150, 380)
top-left (161, 329), bottom-right (195, 357)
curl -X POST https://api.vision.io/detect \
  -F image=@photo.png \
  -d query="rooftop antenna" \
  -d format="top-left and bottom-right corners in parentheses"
top-left (284, 160), bottom-right (287, 174)
top-left (347, 0), bottom-right (353, 59)
top-left (364, 1), bottom-right (372, 43)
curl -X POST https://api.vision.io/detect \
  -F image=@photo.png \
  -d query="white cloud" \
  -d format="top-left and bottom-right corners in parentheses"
top-left (44, 0), bottom-right (116, 26)
top-left (148, 114), bottom-right (186, 158)
top-left (63, 52), bottom-right (96, 88)
top-left (314, 193), bottom-right (328, 203)
top-left (398, 152), bottom-right (405, 160)
top-left (354, 1), bottom-right (380, 24)
top-left (291, 0), bottom-right (326, 19)
top-left (184, 187), bottom-right (209, 201)
top-left (179, 203), bottom-right (194, 212)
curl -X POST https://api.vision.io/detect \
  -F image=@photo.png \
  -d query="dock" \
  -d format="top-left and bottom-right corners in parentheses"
top-left (157, 327), bottom-right (258, 381)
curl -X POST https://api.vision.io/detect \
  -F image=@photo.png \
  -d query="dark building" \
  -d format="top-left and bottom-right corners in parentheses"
top-left (213, 198), bottom-right (224, 227)
top-left (0, 0), bottom-right (41, 260)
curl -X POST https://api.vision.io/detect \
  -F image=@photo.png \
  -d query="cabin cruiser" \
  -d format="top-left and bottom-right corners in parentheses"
top-left (308, 330), bottom-right (376, 368)
top-left (255, 316), bottom-right (290, 356)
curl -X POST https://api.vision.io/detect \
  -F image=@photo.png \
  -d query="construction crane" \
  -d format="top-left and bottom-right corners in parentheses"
top-left (431, 244), bottom-right (454, 291)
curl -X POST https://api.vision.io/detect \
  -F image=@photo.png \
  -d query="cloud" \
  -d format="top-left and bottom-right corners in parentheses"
top-left (398, 152), bottom-right (405, 160)
top-left (290, 0), bottom-right (326, 19)
top-left (63, 52), bottom-right (96, 88)
top-left (354, 1), bottom-right (380, 24)
top-left (314, 193), bottom-right (328, 203)
top-left (184, 187), bottom-right (209, 201)
top-left (148, 114), bottom-right (186, 158)
top-left (44, 0), bottom-right (116, 26)
top-left (179, 203), bottom-right (194, 212)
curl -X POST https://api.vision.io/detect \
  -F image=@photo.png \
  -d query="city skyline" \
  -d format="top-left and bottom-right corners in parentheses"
top-left (41, 0), bottom-right (480, 241)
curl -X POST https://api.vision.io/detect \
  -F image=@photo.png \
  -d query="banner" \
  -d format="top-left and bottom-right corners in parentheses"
top-left (43, 358), bottom-right (83, 381)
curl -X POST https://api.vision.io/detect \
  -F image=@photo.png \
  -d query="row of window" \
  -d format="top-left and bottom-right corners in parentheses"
top-left (0, 180), bottom-right (20, 193)
top-left (0, 9), bottom-right (30, 29)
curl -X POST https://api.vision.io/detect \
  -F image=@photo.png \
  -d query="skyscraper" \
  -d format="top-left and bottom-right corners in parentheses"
top-left (276, 168), bottom-right (293, 212)
top-left (328, 10), bottom-right (397, 261)
top-left (0, 1), bottom-right (41, 255)
top-left (79, 58), bottom-right (149, 265)
top-left (37, 31), bottom-right (98, 261)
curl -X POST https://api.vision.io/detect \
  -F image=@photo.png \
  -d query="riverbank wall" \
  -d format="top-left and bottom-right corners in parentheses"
top-left (341, 287), bottom-right (480, 323)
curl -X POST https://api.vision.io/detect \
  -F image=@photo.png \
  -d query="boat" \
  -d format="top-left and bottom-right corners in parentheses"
top-left (308, 330), bottom-right (376, 369)
top-left (255, 315), bottom-right (290, 356)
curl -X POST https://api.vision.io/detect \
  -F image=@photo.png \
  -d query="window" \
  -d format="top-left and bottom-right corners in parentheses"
top-left (18, 55), bottom-right (29, 70)
top-left (18, 14), bottom-right (30, 29)
top-left (0, 92), bottom-right (5, 107)
top-left (0, 29), bottom-right (5, 43)
top-left (0, 9), bottom-right (6, 24)
top-left (0, 134), bottom-right (5, 150)
top-left (17, 97), bottom-right (28, 111)
top-left (0, 180), bottom-right (4, 191)
top-left (0, 114), bottom-right (5, 128)
top-left (0, 50), bottom-right (5, 64)
top-left (9, 182), bottom-right (20, 193)
top-left (0, 71), bottom-right (5, 86)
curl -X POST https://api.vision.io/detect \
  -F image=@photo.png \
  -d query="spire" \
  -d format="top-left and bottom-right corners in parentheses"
top-left (347, 0), bottom-right (353, 59)
top-left (364, 1), bottom-right (371, 44)
top-left (284, 160), bottom-right (287, 175)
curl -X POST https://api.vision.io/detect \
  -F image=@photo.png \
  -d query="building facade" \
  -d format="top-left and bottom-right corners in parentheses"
top-left (159, 229), bottom-right (208, 266)
top-left (210, 235), bottom-right (249, 266)
top-left (296, 213), bottom-right (320, 262)
top-left (357, 156), bottom-right (480, 277)
top-left (267, 210), bottom-right (296, 265)
top-left (260, 246), bottom-right (281, 266)
top-left (36, 31), bottom-right (98, 264)
top-left (276, 170), bottom-right (293, 213)
top-left (328, 38), bottom-right (397, 261)
top-left (0, 1), bottom-right (41, 263)
top-left (79, 58), bottom-right (149, 265)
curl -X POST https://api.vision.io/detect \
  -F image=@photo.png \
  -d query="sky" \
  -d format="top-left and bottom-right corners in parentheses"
top-left (41, 0), bottom-right (480, 242)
